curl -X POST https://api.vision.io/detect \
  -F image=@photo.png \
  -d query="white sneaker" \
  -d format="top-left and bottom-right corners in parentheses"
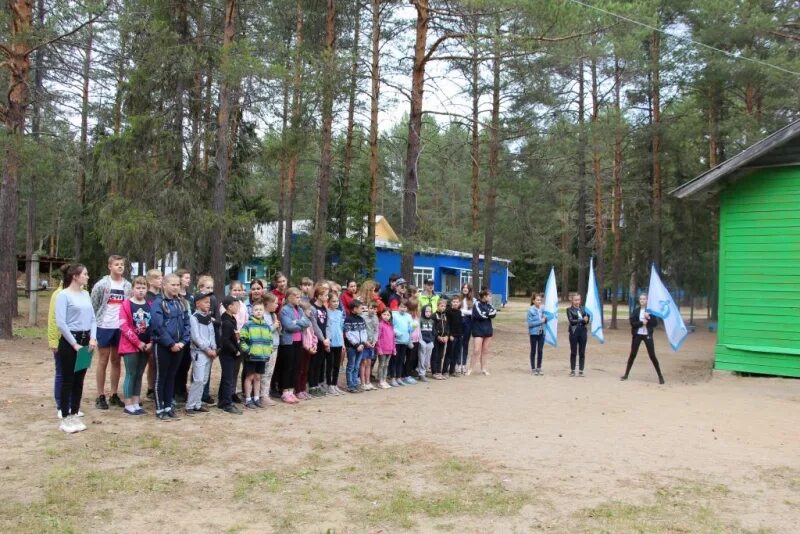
top-left (71, 415), bottom-right (87, 432)
top-left (77, 410), bottom-right (85, 417)
top-left (59, 416), bottom-right (77, 433)
top-left (335, 386), bottom-right (344, 395)
top-left (57, 409), bottom-right (62, 419)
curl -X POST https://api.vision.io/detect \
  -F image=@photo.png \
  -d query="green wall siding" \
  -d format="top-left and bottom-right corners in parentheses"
top-left (716, 166), bottom-right (800, 377)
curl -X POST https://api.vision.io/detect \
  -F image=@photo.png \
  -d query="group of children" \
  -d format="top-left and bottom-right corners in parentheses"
top-left (50, 256), bottom-right (499, 433)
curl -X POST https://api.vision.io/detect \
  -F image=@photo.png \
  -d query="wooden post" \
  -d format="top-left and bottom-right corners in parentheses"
top-left (28, 253), bottom-right (39, 327)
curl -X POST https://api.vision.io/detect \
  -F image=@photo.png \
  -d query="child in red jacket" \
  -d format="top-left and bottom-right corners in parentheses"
top-left (118, 277), bottom-right (152, 415)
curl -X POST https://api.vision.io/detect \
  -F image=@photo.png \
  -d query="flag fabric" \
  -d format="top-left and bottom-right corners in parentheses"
top-left (646, 264), bottom-right (688, 351)
top-left (584, 258), bottom-right (605, 343)
top-left (543, 267), bottom-right (559, 347)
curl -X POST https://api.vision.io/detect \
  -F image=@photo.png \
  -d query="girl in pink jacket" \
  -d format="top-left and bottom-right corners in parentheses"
top-left (118, 277), bottom-right (152, 415)
top-left (375, 309), bottom-right (396, 389)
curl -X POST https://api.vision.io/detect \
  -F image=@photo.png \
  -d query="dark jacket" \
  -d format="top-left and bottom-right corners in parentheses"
top-left (150, 295), bottom-right (191, 348)
top-left (566, 306), bottom-right (589, 335)
top-left (445, 307), bottom-right (463, 336)
top-left (219, 313), bottom-right (240, 359)
top-left (630, 306), bottom-right (658, 337)
top-left (420, 316), bottom-right (435, 343)
top-left (471, 301), bottom-right (497, 338)
top-left (433, 311), bottom-right (450, 339)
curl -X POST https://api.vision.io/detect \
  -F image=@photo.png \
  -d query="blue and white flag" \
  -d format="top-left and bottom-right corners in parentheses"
top-left (646, 264), bottom-right (688, 351)
top-left (543, 267), bottom-right (559, 347)
top-left (584, 258), bottom-right (605, 343)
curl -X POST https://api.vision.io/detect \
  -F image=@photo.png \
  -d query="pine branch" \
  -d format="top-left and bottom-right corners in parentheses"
top-left (0, 103), bottom-right (7, 124)
top-left (0, 44), bottom-right (11, 58)
top-left (25, 3), bottom-right (110, 58)
top-left (423, 32), bottom-right (468, 64)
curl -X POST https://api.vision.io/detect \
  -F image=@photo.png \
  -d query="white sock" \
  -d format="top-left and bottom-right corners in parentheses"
top-left (125, 405), bottom-right (137, 413)
top-left (246, 397), bottom-right (252, 403)
top-left (254, 396), bottom-right (259, 401)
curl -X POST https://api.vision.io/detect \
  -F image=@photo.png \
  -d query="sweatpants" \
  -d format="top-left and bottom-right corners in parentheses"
top-left (56, 333), bottom-right (89, 416)
top-left (122, 351), bottom-right (148, 399)
top-left (529, 334), bottom-right (544, 370)
top-left (174, 344), bottom-right (192, 398)
top-left (624, 334), bottom-right (663, 379)
top-left (295, 348), bottom-right (313, 392)
top-left (325, 346), bottom-right (342, 387)
top-left (53, 349), bottom-right (62, 407)
top-left (431, 339), bottom-right (447, 375)
top-left (460, 317), bottom-right (472, 366)
top-left (279, 341), bottom-right (303, 392)
top-left (569, 329), bottom-right (587, 372)
top-left (217, 352), bottom-right (237, 408)
top-left (202, 358), bottom-right (214, 400)
top-left (154, 344), bottom-right (182, 413)
top-left (346, 347), bottom-right (363, 389)
top-left (444, 336), bottom-right (461, 374)
top-left (417, 340), bottom-right (433, 377)
top-left (405, 343), bottom-right (419, 377)
top-left (391, 344), bottom-right (407, 379)
top-left (187, 350), bottom-right (211, 410)
top-left (377, 354), bottom-right (391, 383)
top-left (259, 356), bottom-right (277, 399)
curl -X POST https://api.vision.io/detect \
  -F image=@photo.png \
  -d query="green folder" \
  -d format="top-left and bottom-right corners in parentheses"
top-left (74, 346), bottom-right (93, 372)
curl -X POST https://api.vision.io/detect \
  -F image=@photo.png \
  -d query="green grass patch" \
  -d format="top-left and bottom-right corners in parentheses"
top-left (0, 466), bottom-right (180, 533)
top-left (234, 470), bottom-right (282, 500)
top-left (365, 483), bottom-right (531, 528)
top-left (575, 480), bottom-right (756, 533)
top-left (13, 326), bottom-right (47, 338)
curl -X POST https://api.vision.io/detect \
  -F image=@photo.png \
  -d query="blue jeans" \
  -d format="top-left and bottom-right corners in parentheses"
top-left (346, 347), bottom-right (363, 389)
top-left (460, 317), bottom-right (472, 365)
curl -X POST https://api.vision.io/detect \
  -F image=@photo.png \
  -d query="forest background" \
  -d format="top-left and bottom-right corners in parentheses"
top-left (1, 0), bottom-right (798, 338)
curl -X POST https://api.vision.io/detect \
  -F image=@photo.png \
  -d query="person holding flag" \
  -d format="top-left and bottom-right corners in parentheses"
top-left (621, 293), bottom-right (665, 384)
top-left (645, 264), bottom-right (689, 352)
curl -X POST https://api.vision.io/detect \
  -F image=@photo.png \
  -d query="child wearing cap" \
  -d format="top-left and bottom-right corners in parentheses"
top-left (186, 292), bottom-right (217, 414)
top-left (217, 296), bottom-right (242, 414)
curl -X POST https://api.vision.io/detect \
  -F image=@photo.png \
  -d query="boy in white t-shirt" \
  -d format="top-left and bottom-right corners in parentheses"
top-left (90, 255), bottom-right (132, 409)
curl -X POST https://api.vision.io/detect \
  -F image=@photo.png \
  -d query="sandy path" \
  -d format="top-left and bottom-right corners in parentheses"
top-left (0, 299), bottom-right (798, 532)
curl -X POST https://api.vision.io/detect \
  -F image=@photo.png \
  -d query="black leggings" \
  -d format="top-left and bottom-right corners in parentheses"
top-left (154, 344), bottom-right (182, 412)
top-left (174, 344), bottom-right (192, 397)
top-left (310, 340), bottom-right (327, 387)
top-left (405, 343), bottom-right (419, 377)
top-left (325, 346), bottom-right (342, 386)
top-left (279, 341), bottom-right (302, 391)
top-left (624, 334), bottom-right (663, 378)
top-left (529, 334), bottom-right (544, 369)
top-left (56, 333), bottom-right (89, 416)
top-left (569, 329), bottom-right (587, 371)
top-left (431, 340), bottom-right (446, 374)
top-left (391, 344), bottom-right (407, 378)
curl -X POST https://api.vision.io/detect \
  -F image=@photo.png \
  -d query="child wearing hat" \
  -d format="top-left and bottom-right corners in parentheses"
top-left (218, 295), bottom-right (242, 414)
top-left (186, 291), bottom-right (217, 414)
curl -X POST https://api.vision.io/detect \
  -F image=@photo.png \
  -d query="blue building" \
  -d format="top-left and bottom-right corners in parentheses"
top-left (235, 216), bottom-right (511, 304)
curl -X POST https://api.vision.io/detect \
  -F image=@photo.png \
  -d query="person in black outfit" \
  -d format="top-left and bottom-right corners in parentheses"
top-left (566, 293), bottom-right (589, 377)
top-left (218, 296), bottom-right (242, 414)
top-left (621, 293), bottom-right (665, 384)
top-left (443, 295), bottom-right (464, 376)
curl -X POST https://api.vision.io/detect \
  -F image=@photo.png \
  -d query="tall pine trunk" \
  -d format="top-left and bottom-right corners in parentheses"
top-left (282, 2), bottom-right (305, 278)
top-left (276, 29), bottom-right (293, 259)
top-left (0, 0), bottom-right (34, 337)
top-left (25, 0), bottom-right (45, 297)
top-left (610, 54), bottom-right (623, 329)
top-left (210, 0), bottom-right (237, 297)
top-left (312, 0), bottom-right (336, 281)
top-left (591, 55), bottom-right (604, 296)
top-left (173, 0), bottom-right (189, 186)
top-left (400, 0), bottom-right (430, 281)
top-left (576, 58), bottom-right (587, 300)
top-left (339, 2), bottom-right (360, 240)
top-left (367, 0), bottom-right (381, 252)
top-left (470, 14), bottom-right (481, 291)
top-left (74, 24), bottom-right (93, 260)
top-left (481, 27), bottom-right (501, 292)
top-left (650, 31), bottom-right (662, 268)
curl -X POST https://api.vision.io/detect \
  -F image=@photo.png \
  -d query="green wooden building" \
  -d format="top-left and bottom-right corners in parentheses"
top-left (672, 120), bottom-right (800, 377)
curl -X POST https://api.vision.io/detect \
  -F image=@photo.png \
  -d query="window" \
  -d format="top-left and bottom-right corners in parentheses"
top-left (460, 270), bottom-right (483, 291)
top-left (412, 267), bottom-right (434, 289)
top-left (245, 266), bottom-right (257, 285)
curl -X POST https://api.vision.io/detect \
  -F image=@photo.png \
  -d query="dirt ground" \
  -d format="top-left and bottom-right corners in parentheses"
top-left (1, 297), bottom-right (798, 533)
